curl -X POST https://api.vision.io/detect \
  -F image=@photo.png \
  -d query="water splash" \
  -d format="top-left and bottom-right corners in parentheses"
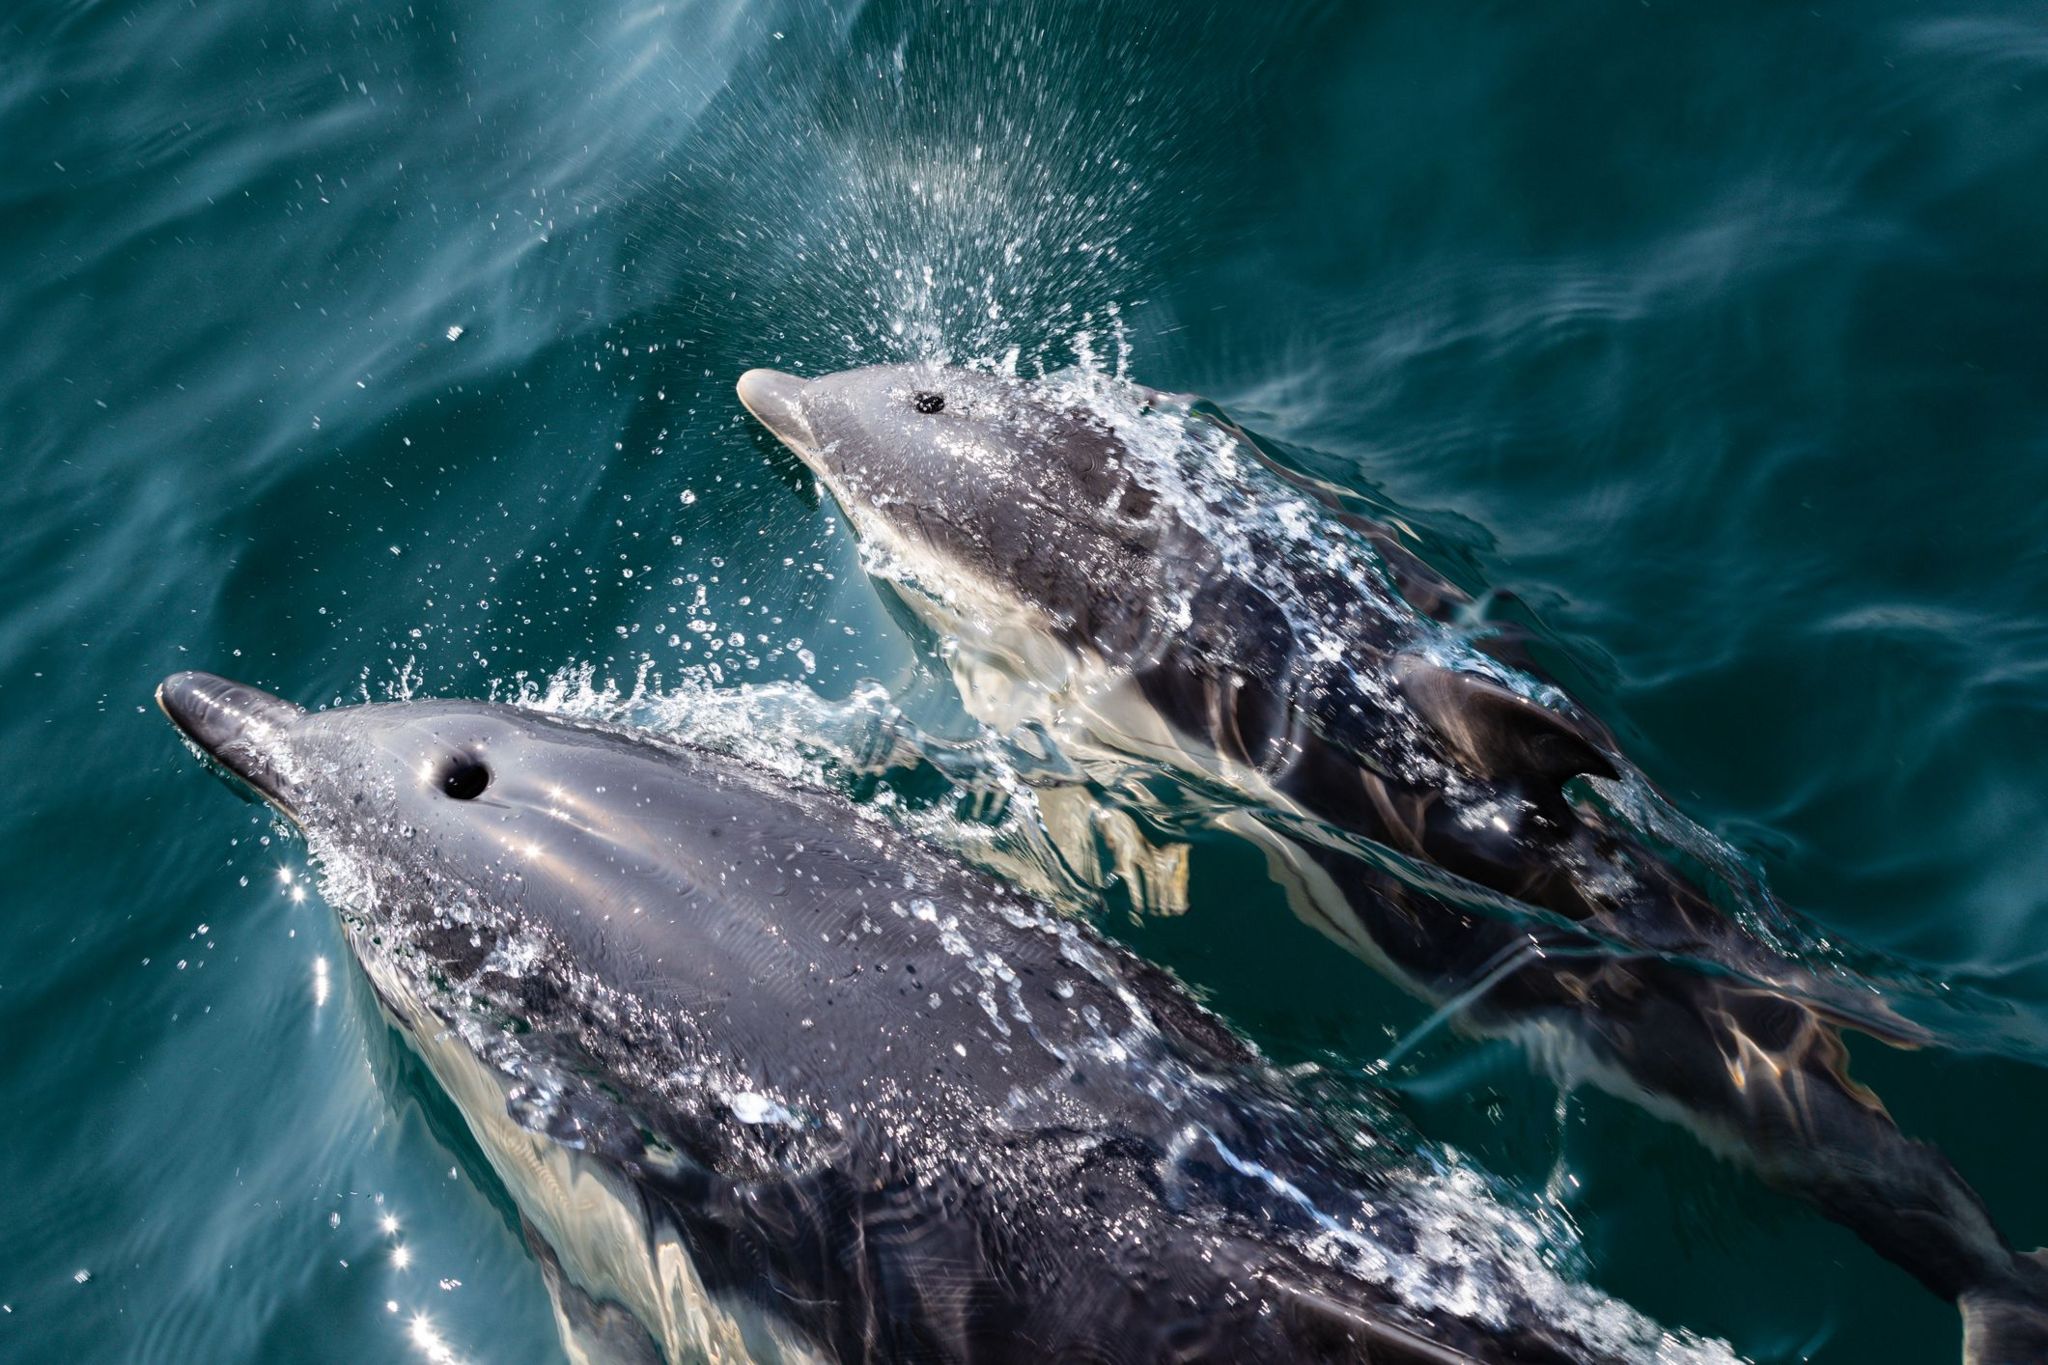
top-left (612, 2), bottom-right (1224, 370)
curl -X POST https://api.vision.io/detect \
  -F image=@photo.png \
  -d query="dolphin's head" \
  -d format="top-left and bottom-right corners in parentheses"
top-left (154, 671), bottom-right (812, 957)
top-left (153, 671), bottom-right (877, 1127)
top-left (156, 670), bottom-right (677, 903)
top-left (738, 364), bottom-right (1203, 665)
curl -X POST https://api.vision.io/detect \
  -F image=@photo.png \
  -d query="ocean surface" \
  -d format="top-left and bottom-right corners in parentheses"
top-left (6, 1), bottom-right (2048, 1361)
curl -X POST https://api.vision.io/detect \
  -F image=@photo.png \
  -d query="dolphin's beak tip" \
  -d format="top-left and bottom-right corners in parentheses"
top-left (157, 670), bottom-right (227, 734)
top-left (736, 368), bottom-right (810, 446)
top-left (157, 670), bottom-right (304, 771)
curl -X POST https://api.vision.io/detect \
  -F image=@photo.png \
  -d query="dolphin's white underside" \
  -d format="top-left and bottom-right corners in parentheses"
top-left (354, 945), bottom-right (828, 1365)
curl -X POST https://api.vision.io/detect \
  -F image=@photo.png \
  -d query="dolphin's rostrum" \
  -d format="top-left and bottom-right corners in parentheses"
top-left (738, 362), bottom-right (2048, 1363)
top-left (159, 669), bottom-right (1737, 1365)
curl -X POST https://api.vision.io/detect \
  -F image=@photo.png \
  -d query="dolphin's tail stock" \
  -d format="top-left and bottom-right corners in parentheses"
top-left (1488, 953), bottom-right (2048, 1363)
top-left (1960, 1253), bottom-right (2048, 1365)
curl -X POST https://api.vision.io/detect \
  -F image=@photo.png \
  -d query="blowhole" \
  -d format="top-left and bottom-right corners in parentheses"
top-left (912, 390), bottom-right (945, 414)
top-left (441, 756), bottom-right (490, 800)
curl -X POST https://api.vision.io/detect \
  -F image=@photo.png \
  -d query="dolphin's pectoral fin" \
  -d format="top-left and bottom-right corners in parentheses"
top-left (1393, 655), bottom-right (1617, 788)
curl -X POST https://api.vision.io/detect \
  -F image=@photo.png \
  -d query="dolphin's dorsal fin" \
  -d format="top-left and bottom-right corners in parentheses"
top-left (1393, 655), bottom-right (1616, 788)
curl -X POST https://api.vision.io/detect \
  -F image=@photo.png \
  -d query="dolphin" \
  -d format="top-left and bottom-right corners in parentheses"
top-left (155, 669), bottom-right (1735, 1365)
top-left (736, 363), bottom-right (2048, 1362)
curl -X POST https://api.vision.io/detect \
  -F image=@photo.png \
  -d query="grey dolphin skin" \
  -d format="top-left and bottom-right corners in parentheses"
top-left (156, 670), bottom-right (1733, 1365)
top-left (737, 363), bottom-right (2048, 1363)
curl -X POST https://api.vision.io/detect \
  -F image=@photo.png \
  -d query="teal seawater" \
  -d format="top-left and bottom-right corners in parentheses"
top-left (5, 1), bottom-right (2048, 1360)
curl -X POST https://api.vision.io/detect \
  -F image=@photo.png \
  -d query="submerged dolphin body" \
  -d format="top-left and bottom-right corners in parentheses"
top-left (156, 670), bottom-right (1731, 1365)
top-left (737, 363), bottom-right (2048, 1362)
